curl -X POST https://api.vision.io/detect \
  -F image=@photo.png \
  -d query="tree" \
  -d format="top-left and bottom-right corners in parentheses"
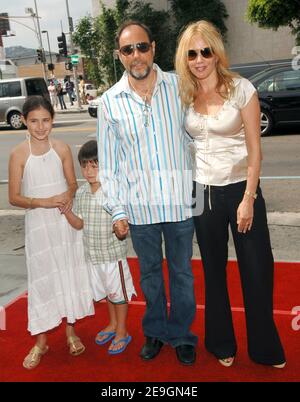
top-left (73, 2), bottom-right (126, 87)
top-left (171, 0), bottom-right (228, 38)
top-left (96, 4), bottom-right (123, 86)
top-left (72, 16), bottom-right (102, 86)
top-left (74, 0), bottom-right (229, 86)
top-left (247, 0), bottom-right (300, 45)
top-left (126, 1), bottom-right (175, 71)
top-left (73, 0), bottom-right (173, 86)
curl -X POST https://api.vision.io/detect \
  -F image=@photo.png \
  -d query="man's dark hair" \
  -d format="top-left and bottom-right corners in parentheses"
top-left (78, 140), bottom-right (98, 167)
top-left (22, 95), bottom-right (54, 119)
top-left (115, 20), bottom-right (153, 49)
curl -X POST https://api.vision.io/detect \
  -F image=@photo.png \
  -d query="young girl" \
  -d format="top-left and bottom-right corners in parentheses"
top-left (8, 96), bottom-right (95, 369)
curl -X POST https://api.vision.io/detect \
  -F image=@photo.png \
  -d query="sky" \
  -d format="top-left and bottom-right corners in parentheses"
top-left (2, 0), bottom-right (92, 53)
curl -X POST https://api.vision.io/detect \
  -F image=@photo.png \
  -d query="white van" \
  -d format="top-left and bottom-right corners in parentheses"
top-left (0, 77), bottom-right (49, 129)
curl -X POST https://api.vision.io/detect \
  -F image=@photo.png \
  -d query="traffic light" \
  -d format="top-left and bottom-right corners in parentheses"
top-left (36, 48), bottom-right (45, 63)
top-left (57, 32), bottom-right (67, 57)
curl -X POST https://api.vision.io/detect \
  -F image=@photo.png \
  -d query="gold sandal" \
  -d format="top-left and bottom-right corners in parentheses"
top-left (67, 336), bottom-right (85, 356)
top-left (23, 345), bottom-right (49, 370)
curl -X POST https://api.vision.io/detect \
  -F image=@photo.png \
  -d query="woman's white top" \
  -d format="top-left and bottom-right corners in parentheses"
top-left (185, 77), bottom-right (257, 186)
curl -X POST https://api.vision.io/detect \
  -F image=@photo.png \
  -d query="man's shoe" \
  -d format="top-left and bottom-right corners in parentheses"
top-left (175, 345), bottom-right (196, 365)
top-left (140, 337), bottom-right (163, 360)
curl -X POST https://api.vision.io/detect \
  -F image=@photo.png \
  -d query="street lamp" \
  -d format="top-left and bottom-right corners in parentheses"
top-left (42, 30), bottom-right (52, 64)
top-left (42, 30), bottom-right (55, 76)
top-left (25, 1), bottom-right (47, 79)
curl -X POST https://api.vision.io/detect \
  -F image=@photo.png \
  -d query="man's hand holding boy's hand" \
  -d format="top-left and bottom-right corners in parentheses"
top-left (113, 219), bottom-right (129, 240)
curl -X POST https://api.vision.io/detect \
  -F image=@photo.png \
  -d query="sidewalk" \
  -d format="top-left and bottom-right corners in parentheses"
top-left (54, 103), bottom-right (89, 114)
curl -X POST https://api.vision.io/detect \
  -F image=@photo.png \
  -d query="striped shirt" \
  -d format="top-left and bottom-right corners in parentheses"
top-left (73, 182), bottom-right (127, 264)
top-left (97, 64), bottom-right (193, 225)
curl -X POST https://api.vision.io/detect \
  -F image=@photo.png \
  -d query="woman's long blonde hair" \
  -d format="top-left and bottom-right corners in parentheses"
top-left (175, 20), bottom-right (238, 107)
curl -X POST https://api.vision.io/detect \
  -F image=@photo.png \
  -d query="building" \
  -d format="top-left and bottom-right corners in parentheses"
top-left (92, 0), bottom-right (295, 65)
top-left (0, 59), bottom-right (17, 79)
top-left (224, 0), bottom-right (294, 64)
top-left (4, 52), bottom-right (84, 80)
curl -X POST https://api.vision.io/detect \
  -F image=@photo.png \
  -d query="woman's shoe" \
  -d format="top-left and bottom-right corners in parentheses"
top-left (67, 336), bottom-right (85, 356)
top-left (273, 362), bottom-right (286, 369)
top-left (23, 344), bottom-right (49, 370)
top-left (218, 357), bottom-right (235, 367)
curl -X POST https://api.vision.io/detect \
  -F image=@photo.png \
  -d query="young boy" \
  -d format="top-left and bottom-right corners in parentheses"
top-left (63, 140), bottom-right (136, 354)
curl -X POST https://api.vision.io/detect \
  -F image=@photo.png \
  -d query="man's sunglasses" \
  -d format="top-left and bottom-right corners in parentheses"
top-left (187, 47), bottom-right (213, 61)
top-left (119, 42), bottom-right (152, 57)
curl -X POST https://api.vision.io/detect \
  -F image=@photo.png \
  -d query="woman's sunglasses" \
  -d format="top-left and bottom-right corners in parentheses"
top-left (119, 42), bottom-right (152, 57)
top-left (187, 47), bottom-right (213, 61)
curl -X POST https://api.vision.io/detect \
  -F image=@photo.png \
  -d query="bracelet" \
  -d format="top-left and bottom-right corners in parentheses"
top-left (28, 197), bottom-right (34, 208)
top-left (244, 190), bottom-right (257, 200)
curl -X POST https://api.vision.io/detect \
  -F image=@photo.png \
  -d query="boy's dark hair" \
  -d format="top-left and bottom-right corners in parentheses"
top-left (78, 140), bottom-right (98, 166)
top-left (22, 95), bottom-right (54, 119)
top-left (115, 20), bottom-right (153, 49)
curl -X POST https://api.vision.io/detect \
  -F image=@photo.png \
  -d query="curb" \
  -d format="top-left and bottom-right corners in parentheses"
top-left (55, 109), bottom-right (88, 114)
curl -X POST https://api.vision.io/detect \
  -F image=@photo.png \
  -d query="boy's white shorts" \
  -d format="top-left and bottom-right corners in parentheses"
top-left (87, 259), bottom-right (136, 304)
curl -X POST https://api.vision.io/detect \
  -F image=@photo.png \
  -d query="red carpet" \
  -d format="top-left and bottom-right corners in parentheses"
top-left (0, 258), bottom-right (299, 382)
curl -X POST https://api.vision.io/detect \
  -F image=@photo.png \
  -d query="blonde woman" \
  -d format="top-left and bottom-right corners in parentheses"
top-left (175, 20), bottom-right (285, 368)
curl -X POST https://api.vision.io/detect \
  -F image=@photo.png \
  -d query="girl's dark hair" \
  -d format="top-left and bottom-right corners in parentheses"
top-left (22, 95), bottom-right (54, 119)
top-left (115, 20), bottom-right (153, 48)
top-left (78, 140), bottom-right (98, 166)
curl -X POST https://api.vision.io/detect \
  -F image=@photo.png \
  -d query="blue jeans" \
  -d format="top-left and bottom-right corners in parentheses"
top-left (129, 218), bottom-right (198, 347)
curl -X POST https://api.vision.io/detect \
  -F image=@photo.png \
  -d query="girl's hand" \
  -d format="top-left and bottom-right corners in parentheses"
top-left (59, 198), bottom-right (73, 214)
top-left (45, 196), bottom-right (65, 209)
top-left (60, 191), bottom-right (73, 213)
top-left (237, 198), bottom-right (254, 233)
top-left (56, 191), bottom-right (72, 204)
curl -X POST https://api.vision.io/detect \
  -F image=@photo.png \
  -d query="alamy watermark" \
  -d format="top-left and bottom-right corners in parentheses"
top-left (1, 304), bottom-right (299, 331)
top-left (95, 169), bottom-right (205, 217)
top-left (291, 306), bottom-right (300, 331)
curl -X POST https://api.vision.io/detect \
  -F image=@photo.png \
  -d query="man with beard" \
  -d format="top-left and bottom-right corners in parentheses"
top-left (97, 21), bottom-right (197, 365)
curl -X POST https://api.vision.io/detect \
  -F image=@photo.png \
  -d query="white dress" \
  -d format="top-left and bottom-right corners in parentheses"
top-left (22, 139), bottom-right (95, 335)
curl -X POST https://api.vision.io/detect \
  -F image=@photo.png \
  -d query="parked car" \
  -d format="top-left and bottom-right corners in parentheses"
top-left (248, 64), bottom-right (300, 136)
top-left (230, 59), bottom-right (291, 79)
top-left (84, 83), bottom-right (97, 99)
top-left (88, 96), bottom-right (100, 118)
top-left (0, 77), bottom-right (49, 129)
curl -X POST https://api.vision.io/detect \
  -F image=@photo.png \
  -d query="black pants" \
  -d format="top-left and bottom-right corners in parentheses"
top-left (193, 180), bottom-right (285, 365)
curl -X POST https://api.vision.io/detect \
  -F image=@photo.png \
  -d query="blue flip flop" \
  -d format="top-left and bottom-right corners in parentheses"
top-left (95, 331), bottom-right (116, 345)
top-left (108, 335), bottom-right (132, 355)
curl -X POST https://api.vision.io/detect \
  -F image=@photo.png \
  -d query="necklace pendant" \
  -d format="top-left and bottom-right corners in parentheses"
top-left (143, 104), bottom-right (150, 127)
top-left (144, 113), bottom-right (149, 127)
